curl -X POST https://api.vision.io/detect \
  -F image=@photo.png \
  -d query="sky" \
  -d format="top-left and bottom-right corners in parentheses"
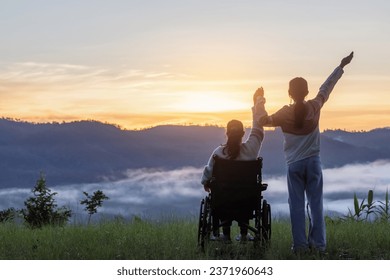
top-left (0, 0), bottom-right (389, 131)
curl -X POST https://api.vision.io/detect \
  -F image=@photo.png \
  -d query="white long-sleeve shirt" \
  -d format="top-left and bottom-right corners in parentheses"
top-left (270, 66), bottom-right (344, 164)
top-left (201, 97), bottom-right (266, 185)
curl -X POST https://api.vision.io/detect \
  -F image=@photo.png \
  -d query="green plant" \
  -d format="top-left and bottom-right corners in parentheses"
top-left (80, 190), bottom-right (109, 224)
top-left (376, 189), bottom-right (390, 222)
top-left (21, 173), bottom-right (72, 228)
top-left (343, 189), bottom-right (390, 222)
top-left (345, 190), bottom-right (376, 221)
top-left (0, 208), bottom-right (19, 223)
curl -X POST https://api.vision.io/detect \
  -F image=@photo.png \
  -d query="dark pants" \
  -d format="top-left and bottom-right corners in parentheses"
top-left (213, 216), bottom-right (249, 237)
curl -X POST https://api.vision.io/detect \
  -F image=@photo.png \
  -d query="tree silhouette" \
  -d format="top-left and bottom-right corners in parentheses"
top-left (22, 173), bottom-right (71, 228)
top-left (80, 190), bottom-right (109, 224)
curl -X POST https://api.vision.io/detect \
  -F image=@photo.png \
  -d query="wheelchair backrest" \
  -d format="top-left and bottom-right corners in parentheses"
top-left (210, 155), bottom-right (263, 218)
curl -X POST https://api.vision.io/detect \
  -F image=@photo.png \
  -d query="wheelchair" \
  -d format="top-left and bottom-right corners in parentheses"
top-left (197, 155), bottom-right (271, 250)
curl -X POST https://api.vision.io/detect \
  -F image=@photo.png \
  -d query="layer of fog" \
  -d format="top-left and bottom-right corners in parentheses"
top-left (1, 160), bottom-right (389, 222)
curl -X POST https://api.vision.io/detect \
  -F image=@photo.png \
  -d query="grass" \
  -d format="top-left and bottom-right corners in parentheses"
top-left (1, 217), bottom-right (390, 260)
top-left (0, 218), bottom-right (198, 260)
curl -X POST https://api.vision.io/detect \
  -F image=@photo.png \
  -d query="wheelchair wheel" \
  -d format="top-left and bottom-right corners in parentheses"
top-left (261, 199), bottom-right (271, 242)
top-left (197, 198), bottom-right (205, 246)
top-left (197, 195), bottom-right (211, 249)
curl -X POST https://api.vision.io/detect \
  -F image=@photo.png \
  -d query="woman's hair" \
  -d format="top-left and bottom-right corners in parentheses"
top-left (289, 77), bottom-right (309, 129)
top-left (223, 120), bottom-right (244, 159)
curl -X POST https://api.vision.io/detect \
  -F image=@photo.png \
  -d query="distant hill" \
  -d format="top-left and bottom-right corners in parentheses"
top-left (322, 128), bottom-right (390, 152)
top-left (1, 118), bottom-right (389, 189)
top-left (321, 128), bottom-right (390, 167)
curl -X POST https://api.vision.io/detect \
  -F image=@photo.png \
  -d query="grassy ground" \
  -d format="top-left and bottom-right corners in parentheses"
top-left (1, 217), bottom-right (390, 260)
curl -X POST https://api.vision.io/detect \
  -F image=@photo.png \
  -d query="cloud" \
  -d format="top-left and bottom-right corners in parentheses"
top-left (1, 161), bottom-right (389, 221)
top-left (48, 167), bottom-right (204, 221)
top-left (264, 160), bottom-right (390, 215)
top-left (0, 61), bottom-right (254, 128)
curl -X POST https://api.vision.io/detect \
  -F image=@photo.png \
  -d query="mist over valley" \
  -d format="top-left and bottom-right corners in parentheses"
top-left (1, 118), bottom-right (389, 219)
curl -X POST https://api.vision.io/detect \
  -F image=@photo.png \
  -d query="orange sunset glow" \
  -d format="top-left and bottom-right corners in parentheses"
top-left (0, 1), bottom-right (389, 131)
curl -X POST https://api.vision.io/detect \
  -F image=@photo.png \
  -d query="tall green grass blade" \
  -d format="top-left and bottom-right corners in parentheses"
top-left (353, 193), bottom-right (359, 217)
top-left (368, 190), bottom-right (374, 205)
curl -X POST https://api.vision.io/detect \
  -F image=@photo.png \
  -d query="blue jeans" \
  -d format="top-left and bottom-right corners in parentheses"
top-left (287, 156), bottom-right (326, 251)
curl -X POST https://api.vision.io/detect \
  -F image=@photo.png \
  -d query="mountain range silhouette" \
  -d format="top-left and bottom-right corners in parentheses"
top-left (1, 118), bottom-right (389, 189)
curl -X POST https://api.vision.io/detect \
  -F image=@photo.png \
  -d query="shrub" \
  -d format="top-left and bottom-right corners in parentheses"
top-left (21, 174), bottom-right (72, 228)
top-left (0, 208), bottom-right (18, 223)
top-left (80, 190), bottom-right (109, 224)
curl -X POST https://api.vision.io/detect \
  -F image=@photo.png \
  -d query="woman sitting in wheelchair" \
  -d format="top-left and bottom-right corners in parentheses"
top-left (201, 88), bottom-right (267, 241)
